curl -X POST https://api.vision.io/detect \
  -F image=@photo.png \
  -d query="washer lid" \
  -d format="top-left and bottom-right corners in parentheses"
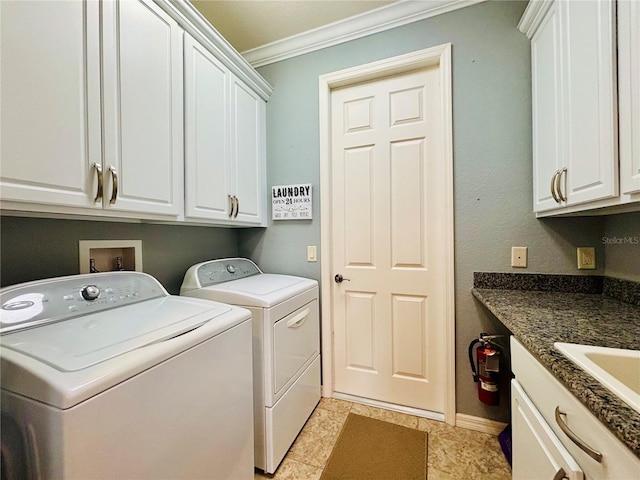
top-left (1, 297), bottom-right (231, 372)
top-left (188, 274), bottom-right (318, 308)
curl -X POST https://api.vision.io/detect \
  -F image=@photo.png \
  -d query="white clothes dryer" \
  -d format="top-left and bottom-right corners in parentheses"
top-left (181, 258), bottom-right (320, 474)
top-left (0, 272), bottom-right (254, 480)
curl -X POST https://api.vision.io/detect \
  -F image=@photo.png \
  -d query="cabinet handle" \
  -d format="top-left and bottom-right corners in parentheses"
top-left (555, 407), bottom-right (603, 463)
top-left (228, 195), bottom-right (234, 217)
top-left (556, 167), bottom-right (567, 202)
top-left (93, 163), bottom-right (103, 202)
top-left (108, 165), bottom-right (118, 205)
top-left (551, 170), bottom-right (561, 203)
top-left (234, 196), bottom-right (239, 218)
top-left (552, 467), bottom-right (567, 480)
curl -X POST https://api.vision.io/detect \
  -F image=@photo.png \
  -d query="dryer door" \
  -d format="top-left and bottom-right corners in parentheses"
top-left (270, 299), bottom-right (319, 401)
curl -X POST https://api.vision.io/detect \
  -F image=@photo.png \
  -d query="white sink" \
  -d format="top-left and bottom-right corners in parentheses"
top-left (554, 342), bottom-right (640, 415)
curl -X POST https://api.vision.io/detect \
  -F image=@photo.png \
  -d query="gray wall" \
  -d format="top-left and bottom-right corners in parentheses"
top-left (238, 0), bottom-right (612, 422)
top-left (1, 216), bottom-right (238, 294)
top-left (603, 211), bottom-right (640, 282)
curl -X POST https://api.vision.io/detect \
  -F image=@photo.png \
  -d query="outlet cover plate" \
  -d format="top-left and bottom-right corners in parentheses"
top-left (511, 246), bottom-right (528, 268)
top-left (577, 247), bottom-right (596, 270)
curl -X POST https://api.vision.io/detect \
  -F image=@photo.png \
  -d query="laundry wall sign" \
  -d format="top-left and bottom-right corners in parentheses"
top-left (272, 184), bottom-right (312, 220)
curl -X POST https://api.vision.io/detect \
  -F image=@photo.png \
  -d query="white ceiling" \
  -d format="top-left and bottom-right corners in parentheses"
top-left (191, 0), bottom-right (395, 53)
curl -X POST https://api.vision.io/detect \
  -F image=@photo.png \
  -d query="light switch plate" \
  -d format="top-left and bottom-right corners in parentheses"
top-left (307, 245), bottom-right (317, 262)
top-left (511, 246), bottom-right (528, 268)
top-left (577, 247), bottom-right (596, 269)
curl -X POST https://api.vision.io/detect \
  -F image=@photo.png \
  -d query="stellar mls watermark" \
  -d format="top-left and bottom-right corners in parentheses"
top-left (602, 236), bottom-right (639, 245)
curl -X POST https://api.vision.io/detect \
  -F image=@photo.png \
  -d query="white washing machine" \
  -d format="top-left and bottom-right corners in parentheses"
top-left (0, 272), bottom-right (254, 480)
top-left (181, 258), bottom-right (320, 474)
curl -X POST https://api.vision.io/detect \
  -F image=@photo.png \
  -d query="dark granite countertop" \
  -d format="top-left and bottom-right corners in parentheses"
top-left (471, 286), bottom-right (640, 458)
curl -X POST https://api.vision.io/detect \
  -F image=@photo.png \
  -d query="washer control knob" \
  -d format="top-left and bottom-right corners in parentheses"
top-left (81, 285), bottom-right (100, 301)
top-left (226, 264), bottom-right (236, 274)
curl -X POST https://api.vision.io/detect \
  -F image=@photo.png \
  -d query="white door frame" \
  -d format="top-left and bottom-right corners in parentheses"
top-left (319, 44), bottom-right (456, 424)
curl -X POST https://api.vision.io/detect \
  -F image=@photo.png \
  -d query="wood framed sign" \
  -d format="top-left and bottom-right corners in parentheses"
top-left (272, 184), bottom-right (312, 220)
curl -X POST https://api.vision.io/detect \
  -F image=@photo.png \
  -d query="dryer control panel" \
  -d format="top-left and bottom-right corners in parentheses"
top-left (0, 272), bottom-right (166, 334)
top-left (195, 258), bottom-right (261, 288)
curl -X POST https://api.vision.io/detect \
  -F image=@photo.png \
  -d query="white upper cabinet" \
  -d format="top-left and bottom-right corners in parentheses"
top-left (1, 0), bottom-right (183, 219)
top-left (0, 0), bottom-right (102, 210)
top-left (101, 0), bottom-right (184, 217)
top-left (184, 33), bottom-right (266, 226)
top-left (618, 0), bottom-right (640, 196)
top-left (184, 33), bottom-right (230, 222)
top-left (229, 74), bottom-right (267, 225)
top-left (521, 0), bottom-right (619, 214)
top-left (1, 0), bottom-right (271, 225)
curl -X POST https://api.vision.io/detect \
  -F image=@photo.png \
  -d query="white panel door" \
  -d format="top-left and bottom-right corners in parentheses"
top-left (531, 1), bottom-right (563, 212)
top-left (184, 32), bottom-right (231, 221)
top-left (102, 0), bottom-right (183, 216)
top-left (0, 0), bottom-right (102, 208)
top-left (562, 0), bottom-right (617, 206)
top-left (230, 74), bottom-right (266, 225)
top-left (619, 0), bottom-right (640, 195)
top-left (331, 68), bottom-right (446, 412)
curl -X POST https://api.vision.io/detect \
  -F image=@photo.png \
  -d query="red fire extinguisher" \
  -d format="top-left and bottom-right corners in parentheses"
top-left (468, 333), bottom-right (503, 406)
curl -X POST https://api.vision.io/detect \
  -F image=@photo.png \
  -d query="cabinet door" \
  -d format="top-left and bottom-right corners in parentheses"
top-left (230, 74), bottom-right (267, 225)
top-left (531, 1), bottom-right (563, 212)
top-left (102, 0), bottom-right (183, 217)
top-left (562, 0), bottom-right (617, 206)
top-left (512, 380), bottom-right (583, 480)
top-left (0, 0), bottom-right (101, 209)
top-left (184, 33), bottom-right (232, 222)
top-left (618, 0), bottom-right (640, 195)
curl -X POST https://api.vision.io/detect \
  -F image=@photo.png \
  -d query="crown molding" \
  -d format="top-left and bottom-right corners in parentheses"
top-left (242, 0), bottom-right (484, 68)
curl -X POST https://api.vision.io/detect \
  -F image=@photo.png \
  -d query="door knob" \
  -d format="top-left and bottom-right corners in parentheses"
top-left (334, 274), bottom-right (350, 283)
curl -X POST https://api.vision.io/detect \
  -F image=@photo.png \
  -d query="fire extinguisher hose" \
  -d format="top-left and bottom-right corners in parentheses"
top-left (468, 338), bottom-right (480, 382)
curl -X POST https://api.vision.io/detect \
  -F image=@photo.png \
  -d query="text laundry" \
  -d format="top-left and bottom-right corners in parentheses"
top-left (272, 186), bottom-right (311, 198)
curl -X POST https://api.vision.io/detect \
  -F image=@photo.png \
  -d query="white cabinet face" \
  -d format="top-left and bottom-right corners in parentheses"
top-left (184, 33), bottom-right (231, 221)
top-left (230, 76), bottom-right (265, 224)
top-left (531, 2), bottom-right (563, 212)
top-left (619, 0), bottom-right (640, 195)
top-left (102, 0), bottom-right (184, 216)
top-left (0, 0), bottom-right (102, 209)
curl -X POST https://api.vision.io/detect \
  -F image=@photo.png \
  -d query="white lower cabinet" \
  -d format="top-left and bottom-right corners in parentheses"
top-left (0, 0), bottom-right (184, 220)
top-left (512, 379), bottom-right (583, 480)
top-left (511, 337), bottom-right (640, 480)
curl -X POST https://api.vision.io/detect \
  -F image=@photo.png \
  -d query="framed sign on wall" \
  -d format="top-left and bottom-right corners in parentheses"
top-left (272, 184), bottom-right (312, 220)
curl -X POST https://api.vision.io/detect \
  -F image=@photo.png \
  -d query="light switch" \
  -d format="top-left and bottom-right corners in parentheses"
top-left (307, 246), bottom-right (317, 262)
top-left (511, 246), bottom-right (528, 268)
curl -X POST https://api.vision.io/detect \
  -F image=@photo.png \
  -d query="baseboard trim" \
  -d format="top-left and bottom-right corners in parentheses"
top-left (332, 392), bottom-right (445, 422)
top-left (455, 413), bottom-right (508, 436)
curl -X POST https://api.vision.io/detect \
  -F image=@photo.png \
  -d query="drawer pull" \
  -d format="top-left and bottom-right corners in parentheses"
top-left (555, 407), bottom-right (603, 463)
top-left (287, 308), bottom-right (310, 328)
top-left (552, 467), bottom-right (567, 480)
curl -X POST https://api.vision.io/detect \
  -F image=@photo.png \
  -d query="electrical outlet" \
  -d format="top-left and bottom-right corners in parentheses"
top-left (307, 245), bottom-right (317, 262)
top-left (577, 247), bottom-right (596, 269)
top-left (511, 246), bottom-right (528, 268)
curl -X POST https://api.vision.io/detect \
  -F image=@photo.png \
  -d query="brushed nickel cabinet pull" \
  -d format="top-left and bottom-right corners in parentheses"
top-left (228, 195), bottom-right (234, 217)
top-left (234, 196), bottom-right (239, 218)
top-left (552, 467), bottom-right (567, 480)
top-left (93, 163), bottom-right (103, 202)
top-left (557, 167), bottom-right (567, 202)
top-left (551, 170), bottom-right (561, 203)
top-left (108, 165), bottom-right (118, 204)
top-left (555, 407), bottom-right (603, 463)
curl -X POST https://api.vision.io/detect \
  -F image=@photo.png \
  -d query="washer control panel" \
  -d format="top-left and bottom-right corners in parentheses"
top-left (0, 272), bottom-right (166, 334)
top-left (196, 258), bottom-right (261, 287)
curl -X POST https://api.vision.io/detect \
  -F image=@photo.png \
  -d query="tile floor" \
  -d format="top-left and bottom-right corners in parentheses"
top-left (255, 398), bottom-right (512, 480)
